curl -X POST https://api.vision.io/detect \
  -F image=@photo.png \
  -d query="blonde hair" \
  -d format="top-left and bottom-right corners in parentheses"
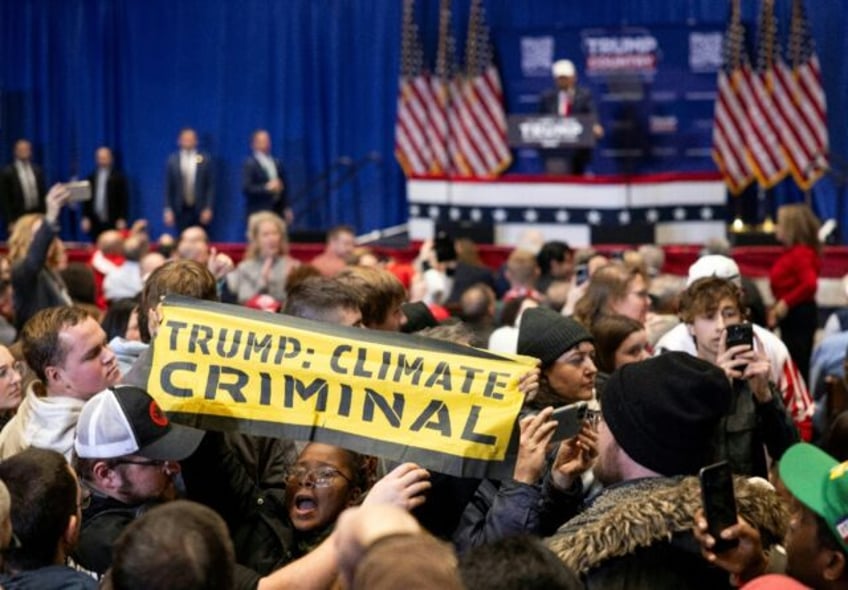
top-left (778, 203), bottom-right (821, 254)
top-left (8, 214), bottom-right (64, 269)
top-left (244, 211), bottom-right (289, 259)
top-left (8, 214), bottom-right (43, 264)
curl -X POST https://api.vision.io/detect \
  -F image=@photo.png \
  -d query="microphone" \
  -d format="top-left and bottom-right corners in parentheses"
top-left (336, 156), bottom-right (354, 167)
top-left (365, 151), bottom-right (382, 163)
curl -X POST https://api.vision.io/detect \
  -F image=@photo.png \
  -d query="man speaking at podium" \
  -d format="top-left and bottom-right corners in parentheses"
top-left (538, 59), bottom-right (603, 175)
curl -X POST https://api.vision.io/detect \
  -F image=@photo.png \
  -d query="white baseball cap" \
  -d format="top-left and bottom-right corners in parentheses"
top-left (75, 386), bottom-right (203, 460)
top-left (552, 59), bottom-right (576, 78)
top-left (686, 255), bottom-right (741, 287)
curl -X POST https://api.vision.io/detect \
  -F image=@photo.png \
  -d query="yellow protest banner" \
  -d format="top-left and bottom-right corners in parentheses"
top-left (143, 296), bottom-right (537, 477)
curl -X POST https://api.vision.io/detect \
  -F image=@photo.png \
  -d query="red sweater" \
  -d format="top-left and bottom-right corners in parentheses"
top-left (769, 244), bottom-right (820, 308)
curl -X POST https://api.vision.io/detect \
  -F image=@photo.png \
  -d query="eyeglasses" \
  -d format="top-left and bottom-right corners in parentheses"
top-left (285, 466), bottom-right (352, 488)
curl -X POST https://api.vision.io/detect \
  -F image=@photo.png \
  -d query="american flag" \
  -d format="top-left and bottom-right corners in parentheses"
top-left (745, 0), bottom-right (787, 188)
top-left (394, 0), bottom-right (437, 177)
top-left (758, 0), bottom-right (817, 193)
top-left (784, 0), bottom-right (829, 189)
top-left (430, 0), bottom-right (461, 175)
top-left (454, 0), bottom-right (512, 177)
top-left (712, 0), bottom-right (754, 194)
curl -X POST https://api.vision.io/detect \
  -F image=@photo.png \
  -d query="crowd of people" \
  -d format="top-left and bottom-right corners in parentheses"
top-left (0, 173), bottom-right (840, 590)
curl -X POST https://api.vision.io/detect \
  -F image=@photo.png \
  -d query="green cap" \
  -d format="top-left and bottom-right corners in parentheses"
top-left (780, 442), bottom-right (848, 553)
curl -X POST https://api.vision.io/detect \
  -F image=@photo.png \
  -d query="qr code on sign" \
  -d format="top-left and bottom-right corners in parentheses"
top-left (689, 32), bottom-right (723, 72)
top-left (521, 36), bottom-right (555, 77)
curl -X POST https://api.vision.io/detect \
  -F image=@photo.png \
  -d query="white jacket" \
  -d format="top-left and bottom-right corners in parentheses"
top-left (0, 385), bottom-right (86, 461)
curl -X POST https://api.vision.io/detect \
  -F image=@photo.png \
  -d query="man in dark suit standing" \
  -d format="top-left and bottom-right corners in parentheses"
top-left (538, 59), bottom-right (603, 175)
top-left (163, 128), bottom-right (214, 232)
top-left (0, 139), bottom-right (46, 227)
top-left (82, 146), bottom-right (129, 239)
top-left (242, 129), bottom-right (292, 224)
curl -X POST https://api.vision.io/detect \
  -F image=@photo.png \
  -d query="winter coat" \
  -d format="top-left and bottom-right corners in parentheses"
top-left (548, 476), bottom-right (788, 590)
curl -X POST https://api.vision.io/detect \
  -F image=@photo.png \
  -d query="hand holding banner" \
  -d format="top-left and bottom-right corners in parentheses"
top-left (143, 296), bottom-right (537, 478)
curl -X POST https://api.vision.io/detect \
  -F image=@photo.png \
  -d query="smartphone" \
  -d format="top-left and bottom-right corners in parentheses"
top-left (66, 180), bottom-right (92, 202)
top-left (725, 323), bottom-right (753, 375)
top-left (575, 263), bottom-right (589, 286)
top-left (725, 323), bottom-right (753, 349)
top-left (699, 461), bottom-right (739, 553)
top-left (550, 401), bottom-right (589, 442)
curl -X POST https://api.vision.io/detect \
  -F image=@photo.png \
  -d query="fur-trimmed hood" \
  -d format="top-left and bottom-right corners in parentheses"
top-left (547, 476), bottom-right (787, 575)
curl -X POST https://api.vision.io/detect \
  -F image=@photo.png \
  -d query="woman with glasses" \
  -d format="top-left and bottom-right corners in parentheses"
top-left (572, 262), bottom-right (651, 331)
top-left (284, 443), bottom-right (371, 555)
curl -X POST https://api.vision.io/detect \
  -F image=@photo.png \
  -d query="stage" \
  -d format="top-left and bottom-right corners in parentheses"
top-left (406, 172), bottom-right (728, 246)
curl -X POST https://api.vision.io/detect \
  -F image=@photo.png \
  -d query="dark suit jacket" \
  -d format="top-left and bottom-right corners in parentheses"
top-left (538, 86), bottom-right (599, 174)
top-left (0, 161), bottom-right (46, 224)
top-left (165, 151), bottom-right (214, 212)
top-left (538, 86), bottom-right (598, 120)
top-left (84, 168), bottom-right (129, 227)
top-left (242, 155), bottom-right (288, 216)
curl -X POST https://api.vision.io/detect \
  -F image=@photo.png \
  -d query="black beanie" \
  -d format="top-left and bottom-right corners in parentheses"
top-left (401, 302), bottom-right (439, 333)
top-left (517, 307), bottom-right (593, 366)
top-left (599, 351), bottom-right (732, 476)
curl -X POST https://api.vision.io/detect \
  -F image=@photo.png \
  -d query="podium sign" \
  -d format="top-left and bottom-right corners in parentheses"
top-left (507, 115), bottom-right (596, 149)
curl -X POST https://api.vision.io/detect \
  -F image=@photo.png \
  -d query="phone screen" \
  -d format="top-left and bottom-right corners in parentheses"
top-left (725, 323), bottom-right (753, 375)
top-left (575, 264), bottom-right (589, 286)
top-left (699, 461), bottom-right (739, 552)
top-left (549, 402), bottom-right (588, 442)
top-left (66, 180), bottom-right (92, 202)
top-left (725, 323), bottom-right (753, 349)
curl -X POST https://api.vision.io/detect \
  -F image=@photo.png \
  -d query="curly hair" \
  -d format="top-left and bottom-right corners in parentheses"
top-left (678, 277), bottom-right (744, 324)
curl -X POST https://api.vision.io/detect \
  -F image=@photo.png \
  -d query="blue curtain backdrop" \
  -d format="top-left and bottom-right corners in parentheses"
top-left (1, 0), bottom-right (847, 242)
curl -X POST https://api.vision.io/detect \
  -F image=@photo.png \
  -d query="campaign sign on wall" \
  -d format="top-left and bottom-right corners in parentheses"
top-left (496, 24), bottom-right (724, 176)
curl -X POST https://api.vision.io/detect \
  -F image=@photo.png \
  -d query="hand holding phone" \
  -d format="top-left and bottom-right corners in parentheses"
top-left (550, 402), bottom-right (589, 442)
top-left (699, 461), bottom-right (739, 553)
top-left (724, 323), bottom-right (753, 376)
top-left (66, 180), bottom-right (92, 202)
